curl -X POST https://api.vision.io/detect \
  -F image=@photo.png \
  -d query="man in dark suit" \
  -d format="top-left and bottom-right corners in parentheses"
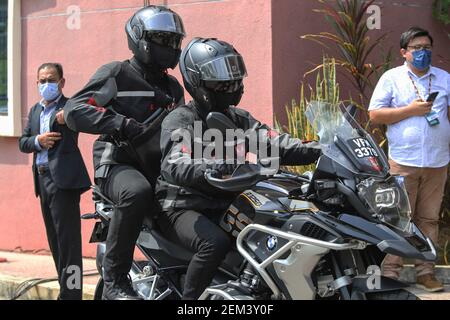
top-left (19, 63), bottom-right (91, 300)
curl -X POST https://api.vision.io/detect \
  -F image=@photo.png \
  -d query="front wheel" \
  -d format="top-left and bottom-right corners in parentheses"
top-left (94, 278), bottom-right (104, 300)
top-left (366, 289), bottom-right (419, 300)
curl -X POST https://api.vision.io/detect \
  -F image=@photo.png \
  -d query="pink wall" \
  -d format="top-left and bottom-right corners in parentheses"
top-left (0, 0), bottom-right (273, 258)
top-left (271, 0), bottom-right (450, 125)
top-left (0, 0), bottom-right (448, 259)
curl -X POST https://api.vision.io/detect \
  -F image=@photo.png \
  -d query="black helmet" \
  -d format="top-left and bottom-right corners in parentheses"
top-left (179, 38), bottom-right (248, 115)
top-left (126, 6), bottom-right (186, 70)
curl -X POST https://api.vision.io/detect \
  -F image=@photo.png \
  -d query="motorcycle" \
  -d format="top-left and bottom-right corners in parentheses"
top-left (82, 101), bottom-right (436, 300)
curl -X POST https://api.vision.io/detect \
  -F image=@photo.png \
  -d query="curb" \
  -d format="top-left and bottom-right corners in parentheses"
top-left (0, 274), bottom-right (96, 300)
top-left (399, 265), bottom-right (450, 284)
top-left (1, 266), bottom-right (448, 300)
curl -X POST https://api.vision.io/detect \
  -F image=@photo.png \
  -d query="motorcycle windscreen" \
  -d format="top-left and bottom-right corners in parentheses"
top-left (305, 101), bottom-right (388, 176)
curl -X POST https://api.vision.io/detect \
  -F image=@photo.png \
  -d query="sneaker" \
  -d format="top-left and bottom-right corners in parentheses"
top-left (416, 274), bottom-right (444, 292)
top-left (102, 274), bottom-right (143, 300)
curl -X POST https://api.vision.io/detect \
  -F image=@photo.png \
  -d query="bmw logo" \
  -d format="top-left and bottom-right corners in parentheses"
top-left (266, 235), bottom-right (278, 251)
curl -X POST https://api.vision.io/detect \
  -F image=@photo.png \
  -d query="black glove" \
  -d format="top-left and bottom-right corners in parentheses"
top-left (121, 118), bottom-right (145, 141)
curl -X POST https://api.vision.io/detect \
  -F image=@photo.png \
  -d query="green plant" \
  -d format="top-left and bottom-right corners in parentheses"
top-left (440, 172), bottom-right (450, 265)
top-left (433, 0), bottom-right (450, 25)
top-left (301, 0), bottom-right (392, 106)
top-left (275, 57), bottom-right (339, 175)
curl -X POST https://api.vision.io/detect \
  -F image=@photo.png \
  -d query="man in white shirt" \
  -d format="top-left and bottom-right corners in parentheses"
top-left (369, 27), bottom-right (449, 292)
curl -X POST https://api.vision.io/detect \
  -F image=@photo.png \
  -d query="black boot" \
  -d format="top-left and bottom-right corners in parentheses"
top-left (102, 274), bottom-right (143, 300)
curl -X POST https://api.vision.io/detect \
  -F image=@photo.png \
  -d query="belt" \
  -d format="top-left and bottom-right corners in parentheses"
top-left (37, 165), bottom-right (49, 175)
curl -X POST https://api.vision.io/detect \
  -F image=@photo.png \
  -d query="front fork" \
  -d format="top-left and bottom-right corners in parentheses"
top-left (328, 250), bottom-right (409, 300)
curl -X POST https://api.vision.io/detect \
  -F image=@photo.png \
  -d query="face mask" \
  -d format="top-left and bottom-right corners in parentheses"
top-left (39, 82), bottom-right (60, 101)
top-left (138, 40), bottom-right (181, 70)
top-left (411, 49), bottom-right (432, 70)
top-left (194, 86), bottom-right (244, 120)
top-left (212, 91), bottom-right (243, 112)
top-left (149, 42), bottom-right (181, 70)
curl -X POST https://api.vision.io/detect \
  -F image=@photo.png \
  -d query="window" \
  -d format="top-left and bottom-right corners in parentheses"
top-left (0, 0), bottom-right (21, 137)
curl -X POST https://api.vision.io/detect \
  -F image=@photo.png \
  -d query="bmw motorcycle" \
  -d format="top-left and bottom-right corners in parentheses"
top-left (83, 101), bottom-right (436, 300)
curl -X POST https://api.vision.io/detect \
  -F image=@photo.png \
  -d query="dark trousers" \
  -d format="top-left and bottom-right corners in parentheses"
top-left (99, 165), bottom-right (154, 282)
top-left (37, 170), bottom-right (83, 300)
top-left (157, 209), bottom-right (231, 300)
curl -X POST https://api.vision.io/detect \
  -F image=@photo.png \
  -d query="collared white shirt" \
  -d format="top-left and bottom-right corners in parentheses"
top-left (369, 63), bottom-right (450, 168)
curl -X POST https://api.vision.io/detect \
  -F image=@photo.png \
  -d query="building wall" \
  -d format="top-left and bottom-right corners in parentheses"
top-left (0, 0), bottom-right (448, 258)
top-left (0, 0), bottom-right (273, 258)
top-left (271, 0), bottom-right (450, 125)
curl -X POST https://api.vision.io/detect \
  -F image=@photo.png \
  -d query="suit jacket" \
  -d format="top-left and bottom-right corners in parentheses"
top-left (19, 96), bottom-right (91, 197)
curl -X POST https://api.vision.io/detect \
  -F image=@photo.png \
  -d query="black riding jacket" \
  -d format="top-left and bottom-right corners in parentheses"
top-left (155, 102), bottom-right (322, 212)
top-left (64, 58), bottom-right (184, 183)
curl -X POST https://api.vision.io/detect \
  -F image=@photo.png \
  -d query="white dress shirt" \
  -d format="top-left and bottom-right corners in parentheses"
top-left (369, 63), bottom-right (450, 168)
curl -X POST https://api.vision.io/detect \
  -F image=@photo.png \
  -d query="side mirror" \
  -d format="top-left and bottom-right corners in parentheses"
top-left (206, 112), bottom-right (237, 134)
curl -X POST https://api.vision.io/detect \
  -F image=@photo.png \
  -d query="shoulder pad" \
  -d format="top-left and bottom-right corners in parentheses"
top-left (162, 105), bottom-right (196, 131)
top-left (89, 61), bottom-right (123, 81)
top-left (230, 106), bottom-right (251, 118)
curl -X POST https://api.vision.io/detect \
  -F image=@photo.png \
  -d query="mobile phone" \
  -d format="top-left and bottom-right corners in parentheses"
top-left (426, 91), bottom-right (439, 102)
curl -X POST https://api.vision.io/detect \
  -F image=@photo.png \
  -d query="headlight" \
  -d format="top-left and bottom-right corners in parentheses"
top-left (357, 176), bottom-right (411, 231)
top-left (374, 187), bottom-right (398, 208)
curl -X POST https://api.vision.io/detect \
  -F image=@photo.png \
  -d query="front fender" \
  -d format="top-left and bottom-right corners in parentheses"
top-left (315, 213), bottom-right (436, 261)
top-left (351, 274), bottom-right (408, 295)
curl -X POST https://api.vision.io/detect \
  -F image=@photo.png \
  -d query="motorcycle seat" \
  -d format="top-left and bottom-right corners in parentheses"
top-left (92, 185), bottom-right (194, 261)
top-left (148, 227), bottom-right (194, 262)
top-left (141, 213), bottom-right (194, 262)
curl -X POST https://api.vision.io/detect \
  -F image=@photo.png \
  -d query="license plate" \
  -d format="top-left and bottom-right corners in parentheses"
top-left (348, 138), bottom-right (379, 158)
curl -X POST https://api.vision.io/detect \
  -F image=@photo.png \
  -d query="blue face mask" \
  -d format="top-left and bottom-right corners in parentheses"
top-left (411, 49), bottom-right (432, 70)
top-left (39, 82), bottom-right (60, 102)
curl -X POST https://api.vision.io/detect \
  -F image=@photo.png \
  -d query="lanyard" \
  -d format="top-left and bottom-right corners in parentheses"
top-left (408, 73), bottom-right (432, 101)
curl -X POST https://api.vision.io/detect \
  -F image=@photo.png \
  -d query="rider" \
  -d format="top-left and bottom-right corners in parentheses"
top-left (64, 6), bottom-right (186, 300)
top-left (155, 37), bottom-right (322, 299)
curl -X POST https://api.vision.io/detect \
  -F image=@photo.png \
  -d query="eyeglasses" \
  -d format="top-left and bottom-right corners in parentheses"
top-left (145, 32), bottom-right (183, 50)
top-left (407, 45), bottom-right (433, 51)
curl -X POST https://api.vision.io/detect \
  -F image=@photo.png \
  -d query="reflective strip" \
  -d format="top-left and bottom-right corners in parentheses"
top-left (116, 91), bottom-right (155, 98)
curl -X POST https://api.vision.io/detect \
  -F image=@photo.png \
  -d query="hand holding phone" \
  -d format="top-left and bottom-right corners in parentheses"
top-left (425, 92), bottom-right (440, 126)
top-left (426, 91), bottom-right (439, 103)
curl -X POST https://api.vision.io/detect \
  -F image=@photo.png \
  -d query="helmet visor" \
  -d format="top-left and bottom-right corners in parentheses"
top-left (141, 12), bottom-right (186, 36)
top-left (204, 80), bottom-right (243, 93)
top-left (145, 31), bottom-right (183, 50)
top-left (197, 55), bottom-right (247, 81)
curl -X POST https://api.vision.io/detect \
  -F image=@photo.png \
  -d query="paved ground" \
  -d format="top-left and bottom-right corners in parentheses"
top-left (406, 285), bottom-right (450, 300)
top-left (0, 251), bottom-right (99, 300)
top-left (0, 250), bottom-right (449, 300)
